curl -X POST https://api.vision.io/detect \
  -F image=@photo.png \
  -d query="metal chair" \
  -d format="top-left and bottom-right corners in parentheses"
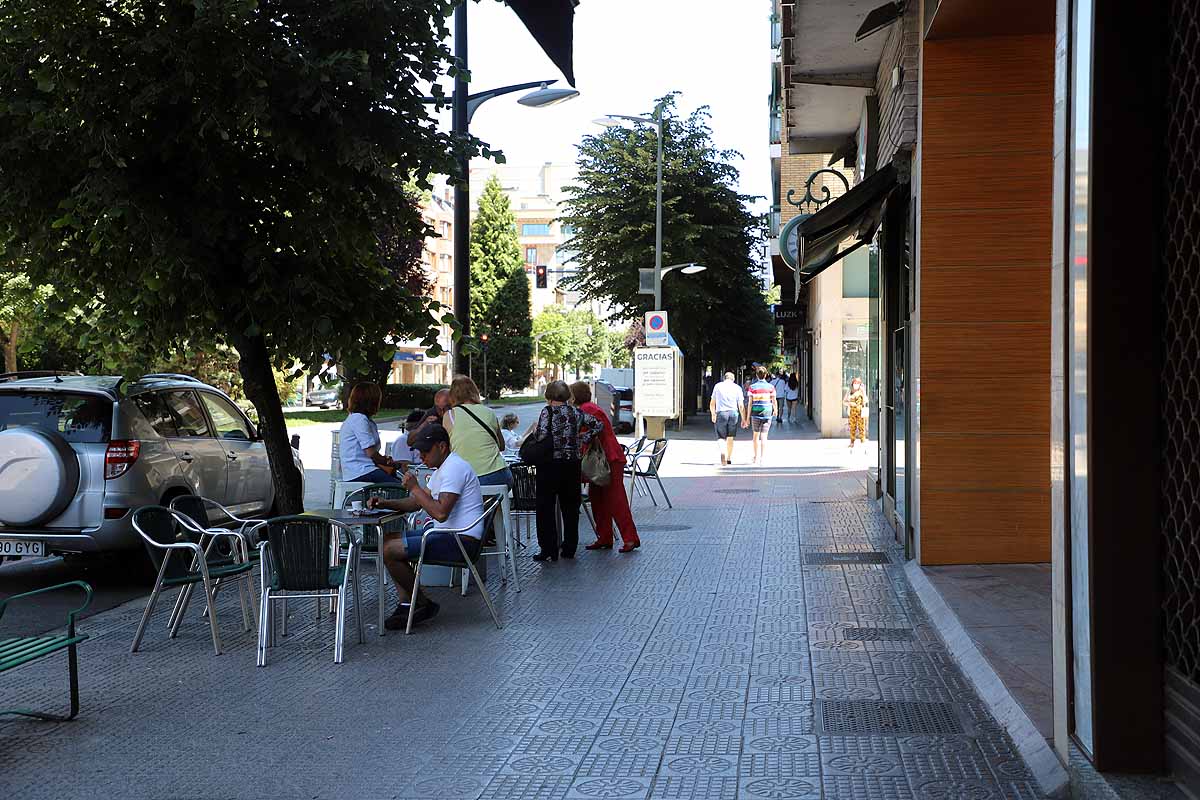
top-left (341, 483), bottom-right (409, 636)
top-left (629, 438), bottom-right (672, 508)
top-left (131, 506), bottom-right (255, 656)
top-left (405, 497), bottom-right (503, 635)
top-left (257, 516), bottom-right (361, 666)
top-left (170, 495), bottom-right (260, 622)
top-left (622, 437), bottom-right (653, 501)
top-left (508, 463), bottom-right (538, 546)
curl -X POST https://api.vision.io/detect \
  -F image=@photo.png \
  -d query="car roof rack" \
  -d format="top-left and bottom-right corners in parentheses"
top-left (139, 373), bottom-right (204, 383)
top-left (0, 370), bottom-right (84, 383)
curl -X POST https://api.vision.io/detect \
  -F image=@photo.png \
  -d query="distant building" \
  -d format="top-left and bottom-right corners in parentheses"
top-left (390, 177), bottom-right (454, 385)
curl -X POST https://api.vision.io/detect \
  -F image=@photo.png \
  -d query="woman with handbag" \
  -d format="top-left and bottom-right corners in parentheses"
top-left (571, 381), bottom-right (640, 553)
top-left (443, 374), bottom-right (512, 487)
top-left (522, 380), bottom-right (601, 562)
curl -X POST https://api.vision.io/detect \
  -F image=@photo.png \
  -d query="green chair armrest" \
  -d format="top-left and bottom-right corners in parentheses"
top-left (0, 580), bottom-right (94, 631)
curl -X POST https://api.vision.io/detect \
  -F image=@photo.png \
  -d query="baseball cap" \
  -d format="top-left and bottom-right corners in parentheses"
top-left (411, 423), bottom-right (450, 452)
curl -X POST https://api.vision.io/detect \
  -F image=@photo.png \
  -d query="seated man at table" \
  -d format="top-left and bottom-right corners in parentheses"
top-left (368, 424), bottom-right (485, 630)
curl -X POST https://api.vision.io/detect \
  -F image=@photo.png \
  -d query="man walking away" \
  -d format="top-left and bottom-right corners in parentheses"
top-left (747, 367), bottom-right (777, 466)
top-left (771, 371), bottom-right (789, 423)
top-left (709, 372), bottom-right (746, 466)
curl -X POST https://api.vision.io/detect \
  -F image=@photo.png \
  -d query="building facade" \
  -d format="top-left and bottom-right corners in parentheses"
top-left (773, 0), bottom-right (1199, 792)
top-left (391, 178), bottom-right (455, 385)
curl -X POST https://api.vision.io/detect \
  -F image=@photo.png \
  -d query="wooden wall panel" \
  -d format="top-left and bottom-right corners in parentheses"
top-left (920, 490), bottom-right (1053, 564)
top-left (918, 31), bottom-right (1054, 565)
top-left (922, 266), bottom-right (1050, 322)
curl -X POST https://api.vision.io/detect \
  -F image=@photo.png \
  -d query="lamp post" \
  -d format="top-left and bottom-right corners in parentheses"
top-left (595, 99), bottom-right (668, 310)
top-left (480, 332), bottom-right (489, 399)
top-left (451, 0), bottom-right (580, 376)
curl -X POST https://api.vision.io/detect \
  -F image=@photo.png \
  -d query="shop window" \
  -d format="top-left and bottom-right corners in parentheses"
top-left (841, 321), bottom-right (869, 418)
top-left (843, 253), bottom-right (870, 297)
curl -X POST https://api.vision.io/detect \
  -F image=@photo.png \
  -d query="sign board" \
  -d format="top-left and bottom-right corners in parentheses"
top-left (773, 304), bottom-right (804, 327)
top-left (644, 311), bottom-right (669, 346)
top-left (633, 347), bottom-right (680, 418)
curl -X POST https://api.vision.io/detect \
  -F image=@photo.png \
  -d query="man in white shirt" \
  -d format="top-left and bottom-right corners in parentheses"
top-left (709, 372), bottom-right (748, 466)
top-left (771, 372), bottom-right (789, 424)
top-left (369, 424), bottom-right (487, 630)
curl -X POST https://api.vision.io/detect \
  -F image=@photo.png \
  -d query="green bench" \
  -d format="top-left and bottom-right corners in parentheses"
top-left (0, 581), bottom-right (93, 721)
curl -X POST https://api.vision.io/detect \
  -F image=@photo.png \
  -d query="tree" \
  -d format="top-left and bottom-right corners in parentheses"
top-left (531, 306), bottom-right (608, 378)
top-left (0, 0), bottom-right (486, 513)
top-left (0, 267), bottom-right (52, 373)
top-left (559, 94), bottom-right (776, 367)
top-left (470, 175), bottom-right (532, 392)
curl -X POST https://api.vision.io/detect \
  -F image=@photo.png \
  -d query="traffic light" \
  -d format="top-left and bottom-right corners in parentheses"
top-left (535, 264), bottom-right (548, 289)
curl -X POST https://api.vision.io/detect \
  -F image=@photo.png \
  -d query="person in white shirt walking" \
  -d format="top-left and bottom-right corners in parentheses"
top-left (771, 371), bottom-right (789, 424)
top-left (709, 372), bottom-right (748, 466)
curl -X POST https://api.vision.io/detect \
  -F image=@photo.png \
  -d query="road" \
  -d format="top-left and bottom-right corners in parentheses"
top-left (0, 401), bottom-right (549, 636)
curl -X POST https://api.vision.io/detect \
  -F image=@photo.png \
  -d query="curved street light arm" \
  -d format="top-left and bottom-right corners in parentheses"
top-left (467, 79), bottom-right (560, 123)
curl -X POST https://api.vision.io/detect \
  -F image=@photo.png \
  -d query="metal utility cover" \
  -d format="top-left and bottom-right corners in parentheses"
top-left (804, 551), bottom-right (891, 565)
top-left (843, 627), bottom-right (915, 641)
top-left (816, 700), bottom-right (968, 736)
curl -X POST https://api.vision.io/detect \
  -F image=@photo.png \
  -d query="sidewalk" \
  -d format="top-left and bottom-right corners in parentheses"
top-left (2, 418), bottom-right (1046, 800)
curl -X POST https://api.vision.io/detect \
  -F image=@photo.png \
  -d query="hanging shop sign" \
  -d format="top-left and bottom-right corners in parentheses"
top-left (774, 304), bottom-right (805, 327)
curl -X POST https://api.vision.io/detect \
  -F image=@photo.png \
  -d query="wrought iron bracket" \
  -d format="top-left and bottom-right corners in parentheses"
top-left (785, 168), bottom-right (851, 213)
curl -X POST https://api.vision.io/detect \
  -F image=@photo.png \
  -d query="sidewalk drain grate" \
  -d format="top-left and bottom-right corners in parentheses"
top-left (713, 489), bottom-right (760, 494)
top-left (805, 551), bottom-right (891, 565)
top-left (843, 627), bottom-right (915, 641)
top-left (638, 525), bottom-right (694, 532)
top-left (816, 700), bottom-right (967, 736)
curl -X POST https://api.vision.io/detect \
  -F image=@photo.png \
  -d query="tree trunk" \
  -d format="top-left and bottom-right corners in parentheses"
top-left (1, 321), bottom-right (17, 373)
top-left (232, 332), bottom-right (304, 515)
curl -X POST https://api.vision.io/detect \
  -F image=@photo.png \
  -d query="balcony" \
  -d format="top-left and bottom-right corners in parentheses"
top-left (771, 15), bottom-right (782, 49)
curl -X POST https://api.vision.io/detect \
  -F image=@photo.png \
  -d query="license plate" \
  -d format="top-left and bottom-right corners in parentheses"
top-left (0, 538), bottom-right (45, 557)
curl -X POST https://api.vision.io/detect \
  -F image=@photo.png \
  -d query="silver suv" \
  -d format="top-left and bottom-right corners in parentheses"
top-left (0, 372), bottom-right (303, 559)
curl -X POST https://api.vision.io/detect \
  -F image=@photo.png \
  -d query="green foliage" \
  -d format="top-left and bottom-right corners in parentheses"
top-left (559, 94), bottom-right (776, 365)
top-left (532, 306), bottom-right (609, 375)
top-left (606, 328), bottom-right (632, 369)
top-left (380, 383), bottom-right (443, 410)
top-left (0, 0), bottom-right (479, 511)
top-left (471, 174), bottom-right (532, 391)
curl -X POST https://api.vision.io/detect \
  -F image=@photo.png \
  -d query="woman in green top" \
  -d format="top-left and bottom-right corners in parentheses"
top-left (443, 374), bottom-right (513, 487)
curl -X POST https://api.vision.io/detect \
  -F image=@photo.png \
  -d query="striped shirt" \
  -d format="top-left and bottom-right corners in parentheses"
top-left (747, 380), bottom-right (777, 421)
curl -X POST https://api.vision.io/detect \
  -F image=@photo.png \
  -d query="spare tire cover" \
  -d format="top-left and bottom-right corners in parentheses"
top-left (0, 427), bottom-right (81, 526)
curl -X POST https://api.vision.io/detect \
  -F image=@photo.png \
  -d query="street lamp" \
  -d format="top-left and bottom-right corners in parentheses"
top-left (637, 263), bottom-right (707, 297)
top-left (595, 99), bottom-right (668, 311)
top-left (479, 332), bottom-right (489, 399)
top-left (451, 1), bottom-right (580, 375)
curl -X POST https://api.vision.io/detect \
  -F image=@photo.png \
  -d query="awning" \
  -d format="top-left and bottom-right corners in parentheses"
top-left (794, 161), bottom-right (898, 300)
top-left (506, 0), bottom-right (579, 87)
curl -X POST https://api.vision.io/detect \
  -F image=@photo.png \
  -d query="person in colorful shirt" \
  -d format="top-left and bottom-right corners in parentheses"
top-left (746, 367), bottom-right (777, 466)
top-left (845, 376), bottom-right (868, 451)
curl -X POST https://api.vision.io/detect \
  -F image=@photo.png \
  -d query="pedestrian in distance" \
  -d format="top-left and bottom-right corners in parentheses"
top-left (845, 376), bottom-right (868, 451)
top-left (442, 374), bottom-right (512, 487)
top-left (529, 380), bottom-right (602, 562)
top-left (771, 371), bottom-right (789, 424)
top-left (709, 371), bottom-right (747, 466)
top-left (337, 382), bottom-right (401, 483)
top-left (570, 381), bottom-right (640, 553)
top-left (786, 372), bottom-right (801, 422)
top-left (747, 367), bottom-right (777, 466)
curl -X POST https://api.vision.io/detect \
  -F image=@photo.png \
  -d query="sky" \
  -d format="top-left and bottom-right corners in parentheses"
top-left (437, 0), bottom-right (773, 215)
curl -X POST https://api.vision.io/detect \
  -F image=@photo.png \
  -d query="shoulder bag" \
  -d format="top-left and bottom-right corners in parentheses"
top-left (457, 404), bottom-right (504, 450)
top-left (518, 408), bottom-right (554, 465)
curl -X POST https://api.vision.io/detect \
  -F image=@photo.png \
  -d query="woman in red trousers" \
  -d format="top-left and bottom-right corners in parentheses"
top-left (570, 381), bottom-right (641, 553)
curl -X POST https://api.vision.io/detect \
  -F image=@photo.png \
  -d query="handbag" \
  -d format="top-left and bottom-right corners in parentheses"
top-left (519, 429), bottom-right (553, 465)
top-left (581, 444), bottom-right (612, 486)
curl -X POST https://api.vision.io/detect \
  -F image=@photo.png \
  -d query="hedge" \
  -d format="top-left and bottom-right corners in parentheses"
top-left (380, 383), bottom-right (443, 410)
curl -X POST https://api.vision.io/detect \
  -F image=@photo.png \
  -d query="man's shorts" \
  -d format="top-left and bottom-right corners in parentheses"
top-left (751, 417), bottom-right (773, 434)
top-left (715, 411), bottom-right (740, 439)
top-left (404, 528), bottom-right (480, 562)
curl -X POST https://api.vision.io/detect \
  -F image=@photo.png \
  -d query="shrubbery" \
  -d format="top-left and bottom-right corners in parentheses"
top-left (381, 383), bottom-right (443, 411)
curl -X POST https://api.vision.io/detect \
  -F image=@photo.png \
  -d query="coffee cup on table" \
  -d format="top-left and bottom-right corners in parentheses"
top-left (350, 500), bottom-right (363, 513)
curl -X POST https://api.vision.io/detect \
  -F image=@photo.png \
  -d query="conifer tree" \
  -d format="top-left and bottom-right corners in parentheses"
top-left (470, 174), bottom-right (532, 392)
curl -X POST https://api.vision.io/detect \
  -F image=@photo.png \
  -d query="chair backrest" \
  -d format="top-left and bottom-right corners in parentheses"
top-left (132, 506), bottom-right (198, 581)
top-left (624, 436), bottom-right (648, 461)
top-left (343, 483), bottom-right (410, 544)
top-left (170, 495), bottom-right (211, 529)
top-left (648, 439), bottom-right (668, 470)
top-left (422, 496), bottom-right (501, 567)
top-left (509, 464), bottom-right (537, 511)
top-left (264, 517), bottom-right (338, 591)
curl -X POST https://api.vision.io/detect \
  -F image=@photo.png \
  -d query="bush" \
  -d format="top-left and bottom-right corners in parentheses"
top-left (381, 383), bottom-right (443, 410)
